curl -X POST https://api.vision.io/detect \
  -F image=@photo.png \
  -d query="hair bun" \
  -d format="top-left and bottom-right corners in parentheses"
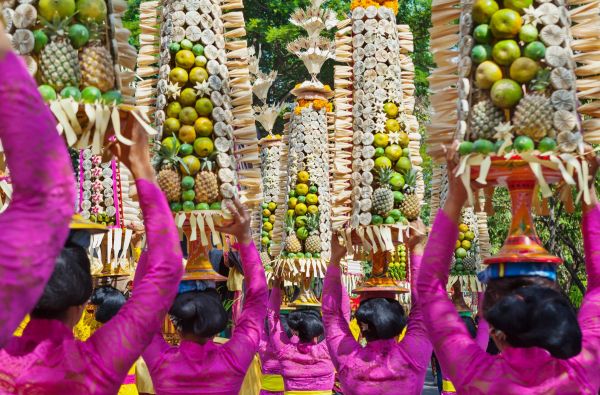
top-left (169, 289), bottom-right (227, 339)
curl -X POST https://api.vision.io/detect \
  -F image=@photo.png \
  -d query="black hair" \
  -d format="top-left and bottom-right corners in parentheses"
top-left (287, 309), bottom-right (324, 343)
top-left (169, 289), bottom-right (227, 339)
top-left (484, 283), bottom-right (582, 359)
top-left (32, 244), bottom-right (93, 320)
top-left (355, 297), bottom-right (406, 341)
top-left (461, 315), bottom-right (477, 339)
top-left (90, 286), bottom-right (127, 324)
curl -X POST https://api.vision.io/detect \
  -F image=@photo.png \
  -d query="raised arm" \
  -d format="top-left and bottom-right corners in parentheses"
top-left (218, 200), bottom-right (268, 374)
top-left (267, 282), bottom-right (286, 347)
top-left (322, 236), bottom-right (358, 370)
top-left (0, 51), bottom-right (75, 346)
top-left (574, 183), bottom-right (600, 378)
top-left (86, 123), bottom-right (183, 387)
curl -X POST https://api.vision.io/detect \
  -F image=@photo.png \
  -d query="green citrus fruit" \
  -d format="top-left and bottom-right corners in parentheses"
top-left (490, 9), bottom-right (522, 39)
top-left (390, 172), bottom-right (405, 190)
top-left (180, 155), bottom-right (200, 175)
top-left (472, 0), bottom-right (499, 23)
top-left (374, 156), bottom-right (392, 169)
top-left (385, 118), bottom-right (400, 132)
top-left (514, 136), bottom-right (534, 152)
top-left (309, 185), bottom-right (318, 194)
top-left (194, 117), bottom-right (213, 137)
top-left (393, 191), bottom-right (405, 204)
top-left (492, 39), bottom-right (521, 66)
top-left (180, 39), bottom-right (193, 50)
top-left (195, 97), bottom-right (213, 116)
top-left (60, 86), bottom-right (81, 101)
top-left (102, 90), bottom-right (122, 105)
top-left (193, 137), bottom-right (214, 157)
top-left (170, 202), bottom-right (183, 212)
top-left (389, 209), bottom-right (402, 220)
top-left (175, 50), bottom-right (195, 69)
top-left (509, 57), bottom-right (540, 83)
top-left (76, 0), bottom-right (106, 23)
top-left (210, 202), bottom-right (221, 210)
top-left (402, 148), bottom-right (410, 157)
top-left (179, 88), bottom-right (197, 106)
top-left (384, 216), bottom-right (396, 224)
top-left (182, 189), bottom-right (195, 202)
top-left (385, 144), bottom-right (403, 161)
top-left (374, 133), bottom-right (390, 148)
top-left (38, 0), bottom-right (76, 21)
top-left (68, 24), bottom-right (89, 48)
top-left (473, 139), bottom-right (495, 154)
top-left (395, 157), bottom-right (412, 173)
top-left (192, 44), bottom-right (204, 56)
top-left (523, 41), bottom-right (546, 61)
top-left (473, 24), bottom-right (493, 43)
top-left (164, 117), bottom-right (181, 134)
top-left (383, 102), bottom-right (399, 118)
top-left (195, 55), bottom-right (208, 67)
top-left (196, 202), bottom-right (210, 210)
top-left (161, 136), bottom-right (180, 152)
top-left (490, 79), bottom-right (523, 108)
top-left (166, 102), bottom-right (182, 118)
top-left (458, 141), bottom-right (475, 155)
top-left (471, 44), bottom-right (493, 63)
top-left (169, 67), bottom-right (189, 86)
top-left (81, 86), bottom-right (101, 103)
top-left (39, 85), bottom-right (57, 102)
top-left (538, 137), bottom-right (557, 152)
top-left (178, 125), bottom-right (196, 143)
top-left (33, 30), bottom-right (49, 53)
top-left (455, 247), bottom-right (468, 259)
top-left (398, 132), bottom-right (410, 148)
top-left (180, 143), bottom-right (194, 156)
top-left (189, 67), bottom-right (209, 84)
top-left (179, 107), bottom-right (198, 125)
top-left (519, 24), bottom-right (538, 42)
top-left (475, 60), bottom-right (503, 89)
top-left (169, 42), bottom-right (181, 52)
top-left (371, 215), bottom-right (384, 225)
top-left (374, 147), bottom-right (385, 157)
top-left (504, 0), bottom-right (533, 13)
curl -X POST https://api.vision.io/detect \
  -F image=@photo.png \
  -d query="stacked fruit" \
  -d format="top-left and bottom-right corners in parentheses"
top-left (79, 149), bottom-right (120, 226)
top-left (282, 170), bottom-right (323, 259)
top-left (1, 0), bottom-right (121, 104)
top-left (388, 243), bottom-right (407, 281)
top-left (458, 0), bottom-right (580, 156)
top-left (261, 201), bottom-right (277, 250)
top-left (451, 222), bottom-right (478, 276)
top-left (154, 38), bottom-right (232, 213)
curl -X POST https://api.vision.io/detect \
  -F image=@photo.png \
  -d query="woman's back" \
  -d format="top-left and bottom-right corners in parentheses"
top-left (276, 338), bottom-right (335, 391)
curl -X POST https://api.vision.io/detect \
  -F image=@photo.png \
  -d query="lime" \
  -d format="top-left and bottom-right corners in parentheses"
top-left (60, 86), bottom-right (81, 101)
top-left (297, 195), bottom-right (306, 203)
top-left (195, 97), bottom-right (213, 116)
top-left (180, 39), bottom-right (193, 50)
top-left (193, 137), bottom-right (214, 157)
top-left (492, 40), bottom-right (521, 66)
top-left (166, 102), bottom-right (182, 118)
top-left (182, 190), bottom-right (195, 202)
top-left (472, 0), bottom-right (499, 23)
top-left (490, 79), bottom-right (523, 109)
top-left (33, 30), bottom-right (48, 53)
top-left (182, 176), bottom-right (195, 190)
top-left (195, 55), bottom-right (208, 67)
top-left (309, 185), bottom-right (318, 194)
top-left (81, 86), bottom-right (101, 103)
top-left (455, 247), bottom-right (468, 259)
top-left (68, 24), bottom-right (89, 48)
top-left (180, 143), bottom-right (193, 156)
top-left (458, 141), bottom-right (474, 155)
top-left (390, 172), bottom-right (405, 190)
top-left (395, 157), bottom-right (412, 173)
top-left (170, 202), bottom-right (183, 212)
top-left (102, 90), bottom-right (122, 105)
top-left (169, 42), bottom-right (181, 52)
top-left (182, 201), bottom-right (195, 212)
top-left (471, 44), bottom-right (492, 63)
top-left (371, 215), bottom-right (384, 225)
top-left (374, 147), bottom-right (385, 157)
top-left (39, 85), bottom-right (57, 102)
top-left (374, 156), bottom-right (392, 169)
top-left (473, 24), bottom-right (492, 43)
top-left (473, 139), bottom-right (495, 154)
top-left (384, 216), bottom-right (396, 224)
top-left (210, 202), bottom-right (221, 210)
top-left (523, 41), bottom-right (546, 61)
top-left (514, 136), bottom-right (534, 152)
top-left (192, 44), bottom-right (204, 56)
top-left (510, 57), bottom-right (540, 84)
top-left (519, 24), bottom-right (538, 42)
top-left (196, 202), bottom-right (210, 210)
top-left (393, 191), bottom-right (405, 204)
top-left (385, 144), bottom-right (403, 161)
top-left (289, 190), bottom-right (297, 197)
top-left (389, 209), bottom-right (402, 220)
top-left (402, 148), bottom-right (410, 157)
top-left (296, 227), bottom-right (309, 241)
top-left (538, 137), bottom-right (557, 152)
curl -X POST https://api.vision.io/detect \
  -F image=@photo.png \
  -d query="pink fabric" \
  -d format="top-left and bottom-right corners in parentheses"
top-left (269, 286), bottom-right (335, 392)
top-left (0, 52), bottom-right (75, 348)
top-left (322, 255), bottom-right (432, 395)
top-left (142, 241), bottom-right (268, 395)
top-left (417, 209), bottom-right (600, 394)
top-left (0, 180), bottom-right (183, 394)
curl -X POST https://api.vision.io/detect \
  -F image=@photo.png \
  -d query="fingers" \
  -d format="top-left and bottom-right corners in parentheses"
top-left (226, 199), bottom-right (242, 221)
top-left (232, 197), bottom-right (249, 222)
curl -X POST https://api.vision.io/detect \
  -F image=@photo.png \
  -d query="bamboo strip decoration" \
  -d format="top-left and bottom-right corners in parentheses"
top-left (147, 0), bottom-right (261, 243)
top-left (271, 0), bottom-right (336, 307)
top-left (1, 0), bottom-right (141, 154)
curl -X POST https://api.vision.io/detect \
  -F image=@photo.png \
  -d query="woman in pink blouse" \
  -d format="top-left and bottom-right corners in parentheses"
top-left (0, 121), bottom-right (184, 394)
top-left (258, 296), bottom-right (284, 395)
top-left (142, 199), bottom-right (268, 395)
top-left (268, 281), bottom-right (335, 395)
top-left (417, 149), bottom-right (600, 394)
top-left (321, 235), bottom-right (432, 395)
top-left (0, 28), bottom-right (75, 347)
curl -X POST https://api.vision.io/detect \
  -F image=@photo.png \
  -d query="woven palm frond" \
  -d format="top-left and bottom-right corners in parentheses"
top-left (290, 5), bottom-right (338, 38)
top-left (287, 36), bottom-right (335, 79)
top-left (252, 70), bottom-right (278, 104)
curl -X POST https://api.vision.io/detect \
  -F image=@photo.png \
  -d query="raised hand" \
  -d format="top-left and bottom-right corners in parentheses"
top-left (214, 198), bottom-right (252, 245)
top-left (330, 233), bottom-right (346, 265)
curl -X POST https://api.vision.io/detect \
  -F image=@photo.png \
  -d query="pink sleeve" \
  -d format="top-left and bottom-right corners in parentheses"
top-left (142, 332), bottom-right (172, 373)
top-left (0, 52), bottom-right (75, 347)
top-left (401, 254), bottom-right (433, 369)
top-left (86, 180), bottom-right (183, 384)
top-left (222, 241), bottom-right (268, 374)
top-left (475, 318), bottom-right (489, 350)
top-left (267, 285), bottom-right (287, 350)
top-left (322, 262), bottom-right (358, 370)
top-left (572, 205), bottom-right (600, 378)
top-left (416, 210), bottom-right (492, 387)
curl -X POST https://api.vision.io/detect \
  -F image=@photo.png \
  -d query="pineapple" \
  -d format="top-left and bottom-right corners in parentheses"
top-left (39, 18), bottom-right (82, 92)
top-left (260, 251), bottom-right (271, 266)
top-left (400, 169), bottom-right (420, 221)
top-left (469, 99), bottom-right (504, 140)
top-left (373, 167), bottom-right (394, 217)
top-left (152, 143), bottom-right (183, 203)
top-left (80, 22), bottom-right (116, 93)
top-left (304, 213), bottom-right (321, 254)
top-left (284, 214), bottom-right (302, 253)
top-left (513, 93), bottom-right (555, 141)
top-left (194, 159), bottom-right (219, 204)
top-left (462, 254), bottom-right (477, 272)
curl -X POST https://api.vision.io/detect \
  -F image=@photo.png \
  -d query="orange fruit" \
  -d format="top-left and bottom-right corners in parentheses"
top-left (492, 40), bottom-right (521, 66)
top-left (383, 102), bottom-right (398, 118)
top-left (179, 88), bottom-right (197, 106)
top-left (306, 193), bottom-right (318, 205)
top-left (398, 132), bottom-right (410, 148)
top-left (297, 170), bottom-right (310, 183)
top-left (472, 0), bottom-right (499, 23)
top-left (374, 133), bottom-right (390, 148)
top-left (179, 107), bottom-right (198, 125)
top-left (195, 97), bottom-right (213, 116)
top-left (509, 57), bottom-right (539, 83)
top-left (307, 205), bottom-right (319, 215)
top-left (490, 9), bottom-right (522, 39)
top-left (169, 67), bottom-right (188, 86)
top-left (180, 155), bottom-right (201, 175)
top-left (189, 67), bottom-right (209, 84)
top-left (175, 50), bottom-right (195, 69)
top-left (294, 203), bottom-right (308, 216)
top-left (194, 117), bottom-right (213, 137)
top-left (178, 125), bottom-right (196, 143)
top-left (193, 137), bottom-right (214, 157)
top-left (475, 61), bottom-right (503, 89)
top-left (164, 117), bottom-right (181, 134)
top-left (504, 0), bottom-right (533, 14)
top-left (295, 183), bottom-right (309, 196)
top-left (490, 79), bottom-right (523, 109)
top-left (374, 156), bottom-right (392, 169)
top-left (166, 102), bottom-right (182, 118)
top-left (385, 118), bottom-right (400, 132)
